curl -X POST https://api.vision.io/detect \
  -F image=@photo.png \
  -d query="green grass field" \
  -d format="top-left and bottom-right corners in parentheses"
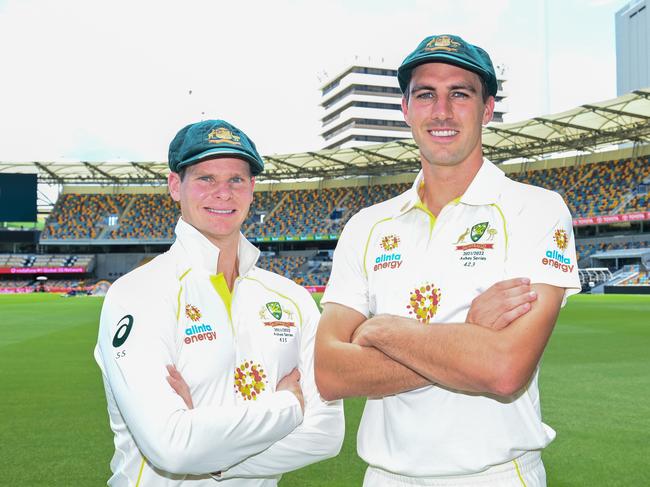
top-left (1, 293), bottom-right (648, 485)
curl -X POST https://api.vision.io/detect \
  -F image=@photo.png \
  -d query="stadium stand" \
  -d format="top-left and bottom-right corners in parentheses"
top-left (41, 194), bottom-right (129, 240)
top-left (0, 253), bottom-right (94, 269)
top-left (510, 157), bottom-right (650, 217)
top-left (40, 157), bottom-right (648, 244)
top-left (109, 194), bottom-right (180, 240)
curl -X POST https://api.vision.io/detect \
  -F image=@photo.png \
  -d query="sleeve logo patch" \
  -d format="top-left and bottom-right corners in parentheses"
top-left (112, 315), bottom-right (134, 348)
top-left (542, 228), bottom-right (574, 273)
top-left (553, 229), bottom-right (569, 251)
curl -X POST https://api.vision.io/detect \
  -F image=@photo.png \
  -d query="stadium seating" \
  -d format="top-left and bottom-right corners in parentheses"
top-left (41, 157), bottom-right (648, 244)
top-left (35, 156), bottom-right (649, 288)
top-left (0, 253), bottom-right (94, 269)
top-left (109, 194), bottom-right (179, 240)
top-left (510, 157), bottom-right (650, 217)
top-left (42, 194), bottom-right (129, 240)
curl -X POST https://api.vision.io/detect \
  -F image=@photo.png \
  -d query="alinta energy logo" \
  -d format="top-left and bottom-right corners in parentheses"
top-left (234, 360), bottom-right (267, 400)
top-left (183, 304), bottom-right (216, 345)
top-left (374, 234), bottom-right (403, 272)
top-left (406, 283), bottom-right (442, 324)
top-left (542, 228), bottom-right (574, 273)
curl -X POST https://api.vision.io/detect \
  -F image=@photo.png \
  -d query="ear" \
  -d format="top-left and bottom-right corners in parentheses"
top-left (482, 96), bottom-right (495, 125)
top-left (168, 172), bottom-right (181, 202)
top-left (401, 96), bottom-right (411, 127)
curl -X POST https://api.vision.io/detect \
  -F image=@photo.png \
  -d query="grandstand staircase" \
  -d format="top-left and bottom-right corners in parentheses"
top-left (97, 196), bottom-right (135, 239)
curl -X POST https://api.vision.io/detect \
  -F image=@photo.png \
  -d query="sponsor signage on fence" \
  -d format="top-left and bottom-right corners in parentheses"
top-left (0, 266), bottom-right (86, 275)
top-left (573, 212), bottom-right (650, 226)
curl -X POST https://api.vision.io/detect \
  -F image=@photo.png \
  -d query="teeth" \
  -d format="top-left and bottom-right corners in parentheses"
top-left (206, 208), bottom-right (234, 214)
top-left (429, 130), bottom-right (457, 137)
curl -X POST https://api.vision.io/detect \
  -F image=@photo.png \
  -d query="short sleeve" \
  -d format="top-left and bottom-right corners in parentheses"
top-left (505, 190), bottom-right (581, 304)
top-left (321, 212), bottom-right (370, 317)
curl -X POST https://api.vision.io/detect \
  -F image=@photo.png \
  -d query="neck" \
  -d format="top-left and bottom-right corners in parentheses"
top-left (420, 156), bottom-right (483, 216)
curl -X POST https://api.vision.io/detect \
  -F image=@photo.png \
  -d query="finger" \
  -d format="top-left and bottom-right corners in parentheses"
top-left (494, 302), bottom-right (532, 329)
top-left (505, 290), bottom-right (537, 310)
top-left (501, 285), bottom-right (535, 300)
top-left (492, 277), bottom-right (530, 291)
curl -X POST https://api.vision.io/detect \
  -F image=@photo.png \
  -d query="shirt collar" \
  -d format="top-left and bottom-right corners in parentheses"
top-left (173, 217), bottom-right (260, 276)
top-left (459, 159), bottom-right (506, 205)
top-left (395, 159), bottom-right (505, 217)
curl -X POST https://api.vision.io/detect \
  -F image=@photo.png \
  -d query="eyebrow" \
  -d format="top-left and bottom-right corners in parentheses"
top-left (410, 83), bottom-right (478, 94)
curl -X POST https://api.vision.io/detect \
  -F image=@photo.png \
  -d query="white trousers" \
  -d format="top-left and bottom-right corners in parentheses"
top-left (363, 451), bottom-right (546, 487)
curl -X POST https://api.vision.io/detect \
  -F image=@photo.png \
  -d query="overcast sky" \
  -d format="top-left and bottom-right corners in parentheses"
top-left (0, 0), bottom-right (628, 163)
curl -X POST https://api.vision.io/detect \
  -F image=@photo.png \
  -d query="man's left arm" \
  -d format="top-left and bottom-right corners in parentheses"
top-left (354, 283), bottom-right (564, 396)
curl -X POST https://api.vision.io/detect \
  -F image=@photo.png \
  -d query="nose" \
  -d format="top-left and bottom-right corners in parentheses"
top-left (212, 181), bottom-right (232, 200)
top-left (430, 96), bottom-right (452, 121)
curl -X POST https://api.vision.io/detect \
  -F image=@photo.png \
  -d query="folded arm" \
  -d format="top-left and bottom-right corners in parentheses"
top-left (353, 283), bottom-right (564, 396)
top-left (95, 284), bottom-right (303, 476)
top-left (315, 278), bottom-right (537, 400)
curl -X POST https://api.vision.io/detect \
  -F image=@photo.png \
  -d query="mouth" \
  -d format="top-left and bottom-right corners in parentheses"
top-left (205, 207), bottom-right (236, 215)
top-left (428, 129), bottom-right (459, 138)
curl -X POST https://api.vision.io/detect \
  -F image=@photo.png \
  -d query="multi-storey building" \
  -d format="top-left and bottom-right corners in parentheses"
top-left (319, 62), bottom-right (508, 150)
top-left (616, 0), bottom-right (650, 96)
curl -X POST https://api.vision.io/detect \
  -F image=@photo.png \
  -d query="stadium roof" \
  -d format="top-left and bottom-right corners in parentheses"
top-left (2, 89), bottom-right (650, 184)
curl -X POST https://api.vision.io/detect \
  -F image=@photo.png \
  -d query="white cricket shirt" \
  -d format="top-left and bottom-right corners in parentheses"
top-left (95, 218), bottom-right (343, 486)
top-left (322, 160), bottom-right (580, 477)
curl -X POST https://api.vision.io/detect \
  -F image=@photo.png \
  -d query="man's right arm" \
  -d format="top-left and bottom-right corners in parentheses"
top-left (315, 302), bottom-right (430, 400)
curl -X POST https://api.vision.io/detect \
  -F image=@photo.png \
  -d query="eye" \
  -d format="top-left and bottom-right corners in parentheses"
top-left (451, 91), bottom-right (470, 99)
top-left (198, 175), bottom-right (213, 183)
top-left (415, 91), bottom-right (434, 100)
top-left (230, 176), bottom-right (244, 183)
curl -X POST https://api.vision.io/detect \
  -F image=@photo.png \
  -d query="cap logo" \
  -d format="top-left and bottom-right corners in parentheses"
top-left (207, 127), bottom-right (241, 146)
top-left (424, 35), bottom-right (461, 52)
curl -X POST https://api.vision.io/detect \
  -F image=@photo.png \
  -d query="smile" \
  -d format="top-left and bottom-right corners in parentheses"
top-left (205, 208), bottom-right (236, 215)
top-left (428, 129), bottom-right (458, 137)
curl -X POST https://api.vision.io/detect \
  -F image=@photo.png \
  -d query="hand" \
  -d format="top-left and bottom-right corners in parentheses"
top-left (166, 364), bottom-right (194, 409)
top-left (276, 368), bottom-right (304, 413)
top-left (466, 278), bottom-right (537, 330)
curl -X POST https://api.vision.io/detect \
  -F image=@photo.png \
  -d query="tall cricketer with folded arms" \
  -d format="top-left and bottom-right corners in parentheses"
top-left (95, 120), bottom-right (343, 486)
top-left (315, 35), bottom-right (580, 486)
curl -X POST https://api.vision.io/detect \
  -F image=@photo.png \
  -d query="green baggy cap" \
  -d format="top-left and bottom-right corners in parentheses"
top-left (397, 35), bottom-right (497, 97)
top-left (168, 119), bottom-right (264, 176)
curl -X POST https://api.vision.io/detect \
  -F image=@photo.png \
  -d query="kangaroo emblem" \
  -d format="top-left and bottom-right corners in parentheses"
top-left (455, 228), bottom-right (470, 244)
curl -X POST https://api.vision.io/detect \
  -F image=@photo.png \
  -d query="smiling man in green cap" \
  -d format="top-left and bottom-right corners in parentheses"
top-left (315, 35), bottom-right (580, 486)
top-left (95, 119), bottom-right (343, 486)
